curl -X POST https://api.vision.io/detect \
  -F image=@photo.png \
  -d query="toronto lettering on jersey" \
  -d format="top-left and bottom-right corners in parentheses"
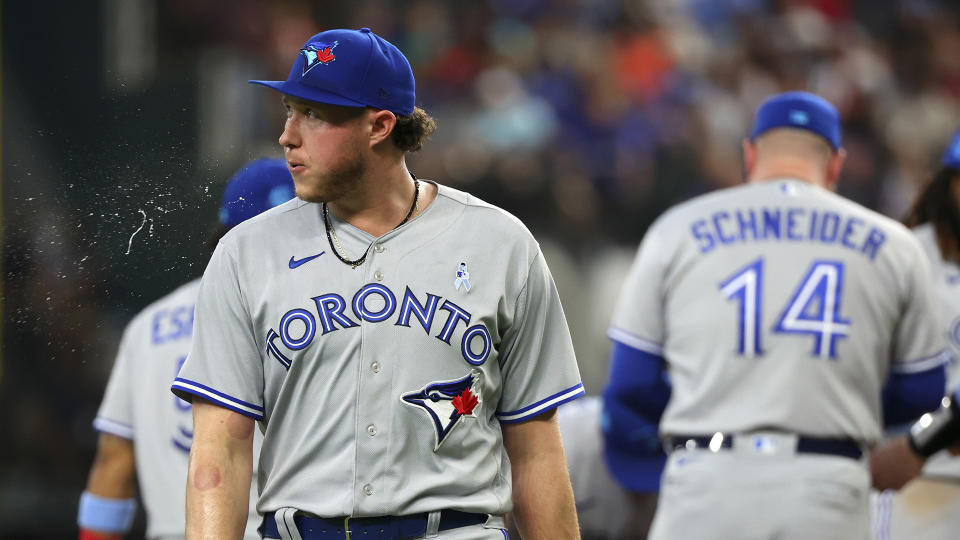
top-left (690, 206), bottom-right (887, 259)
top-left (264, 284), bottom-right (493, 369)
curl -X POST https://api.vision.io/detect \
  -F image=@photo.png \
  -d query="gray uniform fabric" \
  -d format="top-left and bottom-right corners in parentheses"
top-left (172, 182), bottom-right (583, 521)
top-left (609, 179), bottom-right (947, 540)
top-left (557, 396), bottom-right (641, 539)
top-left (95, 279), bottom-right (261, 539)
top-left (871, 223), bottom-right (960, 540)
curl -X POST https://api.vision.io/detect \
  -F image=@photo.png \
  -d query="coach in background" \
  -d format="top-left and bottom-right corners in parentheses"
top-left (604, 91), bottom-right (949, 540)
top-left (869, 129), bottom-right (960, 539)
top-left (77, 159), bottom-right (294, 540)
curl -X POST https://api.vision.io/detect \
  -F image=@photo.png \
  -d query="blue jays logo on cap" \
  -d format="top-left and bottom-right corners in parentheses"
top-left (789, 109), bottom-right (809, 125)
top-left (751, 91), bottom-right (841, 150)
top-left (249, 28), bottom-right (417, 116)
top-left (301, 41), bottom-right (338, 75)
top-left (402, 372), bottom-right (482, 451)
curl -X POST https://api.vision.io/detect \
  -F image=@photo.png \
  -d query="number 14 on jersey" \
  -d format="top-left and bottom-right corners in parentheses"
top-left (719, 258), bottom-right (851, 359)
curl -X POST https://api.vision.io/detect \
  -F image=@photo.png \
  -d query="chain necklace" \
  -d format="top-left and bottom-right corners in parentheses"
top-left (323, 176), bottom-right (420, 268)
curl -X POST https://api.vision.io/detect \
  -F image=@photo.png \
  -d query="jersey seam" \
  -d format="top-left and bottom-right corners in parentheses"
top-left (510, 253), bottom-right (539, 332)
top-left (222, 241), bottom-right (256, 333)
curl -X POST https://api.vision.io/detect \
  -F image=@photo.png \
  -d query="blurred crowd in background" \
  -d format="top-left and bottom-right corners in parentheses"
top-left (4, 0), bottom-right (960, 536)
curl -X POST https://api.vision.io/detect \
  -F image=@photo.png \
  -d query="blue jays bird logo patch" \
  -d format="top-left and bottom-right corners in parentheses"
top-left (402, 371), bottom-right (482, 451)
top-left (301, 41), bottom-right (338, 75)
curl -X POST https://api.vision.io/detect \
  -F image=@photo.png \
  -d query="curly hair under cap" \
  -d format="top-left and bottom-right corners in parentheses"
top-left (391, 107), bottom-right (436, 153)
top-left (903, 167), bottom-right (960, 264)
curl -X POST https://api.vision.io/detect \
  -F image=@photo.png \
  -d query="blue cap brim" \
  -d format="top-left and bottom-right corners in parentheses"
top-left (249, 79), bottom-right (369, 110)
top-left (603, 441), bottom-right (666, 493)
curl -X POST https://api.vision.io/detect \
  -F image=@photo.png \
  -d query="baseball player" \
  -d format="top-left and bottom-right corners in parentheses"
top-left (869, 128), bottom-right (960, 539)
top-left (171, 28), bottom-right (584, 539)
top-left (77, 159), bottom-right (295, 540)
top-left (604, 91), bottom-right (949, 540)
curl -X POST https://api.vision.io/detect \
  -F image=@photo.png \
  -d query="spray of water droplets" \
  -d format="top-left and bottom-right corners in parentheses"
top-left (125, 209), bottom-right (148, 255)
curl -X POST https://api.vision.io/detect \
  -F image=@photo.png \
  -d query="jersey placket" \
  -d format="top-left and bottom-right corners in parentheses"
top-left (353, 238), bottom-right (394, 515)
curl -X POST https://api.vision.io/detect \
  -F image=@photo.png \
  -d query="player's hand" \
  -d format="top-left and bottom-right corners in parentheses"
top-left (870, 435), bottom-right (926, 491)
top-left (950, 441), bottom-right (960, 456)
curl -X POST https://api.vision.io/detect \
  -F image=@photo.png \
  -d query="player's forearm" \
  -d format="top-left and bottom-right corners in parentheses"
top-left (185, 452), bottom-right (251, 538)
top-left (510, 450), bottom-right (580, 539)
top-left (186, 399), bottom-right (254, 539)
top-left (79, 434), bottom-right (138, 538)
top-left (85, 434), bottom-right (137, 498)
top-left (503, 410), bottom-right (581, 540)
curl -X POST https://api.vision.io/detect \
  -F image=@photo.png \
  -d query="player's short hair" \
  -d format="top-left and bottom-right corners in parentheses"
top-left (392, 106), bottom-right (436, 153)
top-left (903, 166), bottom-right (960, 264)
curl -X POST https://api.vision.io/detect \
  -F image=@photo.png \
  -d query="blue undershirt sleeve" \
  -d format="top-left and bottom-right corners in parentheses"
top-left (601, 340), bottom-right (670, 493)
top-left (882, 363), bottom-right (947, 427)
top-left (602, 341), bottom-right (670, 449)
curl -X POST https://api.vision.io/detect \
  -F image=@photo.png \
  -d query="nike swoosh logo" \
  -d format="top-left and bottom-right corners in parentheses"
top-left (288, 252), bottom-right (325, 269)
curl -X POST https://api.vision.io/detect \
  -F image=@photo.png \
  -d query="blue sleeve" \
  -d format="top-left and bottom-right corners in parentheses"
top-left (601, 340), bottom-right (670, 493)
top-left (882, 363), bottom-right (947, 427)
top-left (603, 340), bottom-right (671, 426)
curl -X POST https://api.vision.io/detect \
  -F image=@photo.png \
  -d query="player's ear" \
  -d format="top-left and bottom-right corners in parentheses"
top-left (825, 147), bottom-right (846, 191)
top-left (368, 109), bottom-right (398, 148)
top-left (742, 138), bottom-right (757, 181)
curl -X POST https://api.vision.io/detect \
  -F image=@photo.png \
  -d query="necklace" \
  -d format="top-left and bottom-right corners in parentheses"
top-left (323, 177), bottom-right (420, 268)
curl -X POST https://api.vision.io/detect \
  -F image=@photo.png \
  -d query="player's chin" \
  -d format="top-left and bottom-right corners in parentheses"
top-left (294, 186), bottom-right (324, 203)
top-left (293, 182), bottom-right (334, 204)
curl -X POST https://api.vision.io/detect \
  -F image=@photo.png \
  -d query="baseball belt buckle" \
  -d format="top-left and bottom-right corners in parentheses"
top-left (344, 516), bottom-right (352, 540)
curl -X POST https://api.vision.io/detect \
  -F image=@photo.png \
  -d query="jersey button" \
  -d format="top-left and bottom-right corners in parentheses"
top-left (367, 424), bottom-right (377, 437)
top-left (374, 271), bottom-right (384, 281)
top-left (363, 484), bottom-right (374, 496)
top-left (374, 243), bottom-right (385, 253)
top-left (371, 361), bottom-right (381, 373)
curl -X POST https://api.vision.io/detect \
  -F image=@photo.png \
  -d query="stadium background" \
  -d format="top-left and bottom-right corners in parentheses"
top-left (3, 0), bottom-right (960, 537)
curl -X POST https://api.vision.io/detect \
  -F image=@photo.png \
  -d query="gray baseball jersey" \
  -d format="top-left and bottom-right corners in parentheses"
top-left (609, 179), bottom-right (947, 444)
top-left (172, 182), bottom-right (583, 518)
top-left (94, 279), bottom-right (261, 539)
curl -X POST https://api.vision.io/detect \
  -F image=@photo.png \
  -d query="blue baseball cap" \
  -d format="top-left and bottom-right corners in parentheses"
top-left (942, 129), bottom-right (960, 170)
top-left (219, 158), bottom-right (295, 228)
top-left (249, 27), bottom-right (415, 116)
top-left (601, 399), bottom-right (666, 493)
top-left (750, 91), bottom-right (842, 151)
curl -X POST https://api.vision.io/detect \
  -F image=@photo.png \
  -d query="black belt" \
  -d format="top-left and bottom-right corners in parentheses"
top-left (666, 433), bottom-right (863, 460)
top-left (262, 509), bottom-right (488, 539)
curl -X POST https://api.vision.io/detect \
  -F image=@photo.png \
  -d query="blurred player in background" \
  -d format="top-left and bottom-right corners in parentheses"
top-left (561, 395), bottom-right (663, 540)
top-left (870, 129), bottom-right (960, 539)
top-left (77, 158), bottom-right (294, 540)
top-left (604, 91), bottom-right (949, 540)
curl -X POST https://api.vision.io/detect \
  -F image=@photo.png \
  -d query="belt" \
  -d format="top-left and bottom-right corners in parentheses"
top-left (666, 433), bottom-right (863, 460)
top-left (262, 509), bottom-right (488, 540)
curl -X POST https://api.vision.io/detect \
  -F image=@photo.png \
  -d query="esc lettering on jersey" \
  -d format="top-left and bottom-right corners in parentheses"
top-left (173, 185), bottom-right (584, 518)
